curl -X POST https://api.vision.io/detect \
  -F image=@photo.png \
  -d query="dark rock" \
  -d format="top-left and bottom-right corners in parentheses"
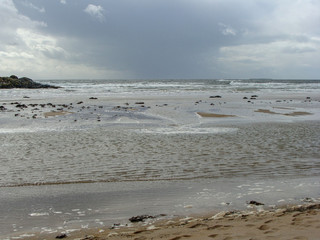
top-left (129, 215), bottom-right (155, 222)
top-left (210, 95), bottom-right (222, 98)
top-left (243, 97), bottom-right (248, 99)
top-left (248, 200), bottom-right (264, 206)
top-left (77, 101), bottom-right (83, 104)
top-left (89, 97), bottom-right (98, 100)
top-left (251, 95), bottom-right (258, 98)
top-left (16, 104), bottom-right (28, 109)
top-left (55, 234), bottom-right (67, 239)
top-left (0, 76), bottom-right (60, 89)
top-left (0, 106), bottom-right (7, 111)
top-left (10, 75), bottom-right (18, 79)
top-left (135, 102), bottom-right (145, 104)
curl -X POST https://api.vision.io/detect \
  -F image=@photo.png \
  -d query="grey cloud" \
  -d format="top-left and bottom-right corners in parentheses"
top-left (84, 4), bottom-right (105, 22)
top-left (2, 0), bottom-right (320, 79)
top-left (21, 1), bottom-right (45, 13)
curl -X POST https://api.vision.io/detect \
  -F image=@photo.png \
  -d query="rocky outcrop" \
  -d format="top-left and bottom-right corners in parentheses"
top-left (0, 75), bottom-right (60, 89)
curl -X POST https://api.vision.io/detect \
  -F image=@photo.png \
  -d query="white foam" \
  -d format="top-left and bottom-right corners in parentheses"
top-left (136, 127), bottom-right (238, 135)
top-left (29, 212), bottom-right (49, 217)
top-left (0, 127), bottom-right (58, 134)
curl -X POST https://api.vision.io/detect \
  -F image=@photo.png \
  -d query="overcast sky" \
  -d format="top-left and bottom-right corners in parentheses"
top-left (0, 0), bottom-right (319, 79)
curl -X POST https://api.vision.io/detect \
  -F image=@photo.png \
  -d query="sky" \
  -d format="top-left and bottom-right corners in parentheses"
top-left (0, 0), bottom-right (319, 80)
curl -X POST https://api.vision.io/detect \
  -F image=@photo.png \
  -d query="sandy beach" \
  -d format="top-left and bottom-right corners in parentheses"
top-left (15, 203), bottom-right (320, 240)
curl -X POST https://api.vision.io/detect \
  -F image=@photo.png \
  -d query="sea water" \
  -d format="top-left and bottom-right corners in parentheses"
top-left (0, 79), bottom-right (319, 238)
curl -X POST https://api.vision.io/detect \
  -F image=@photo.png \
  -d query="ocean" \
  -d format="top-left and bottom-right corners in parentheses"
top-left (0, 79), bottom-right (319, 238)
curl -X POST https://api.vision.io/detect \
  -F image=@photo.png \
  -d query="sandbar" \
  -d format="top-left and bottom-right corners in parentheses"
top-left (197, 112), bottom-right (237, 118)
top-left (44, 111), bottom-right (72, 118)
top-left (255, 109), bottom-right (312, 117)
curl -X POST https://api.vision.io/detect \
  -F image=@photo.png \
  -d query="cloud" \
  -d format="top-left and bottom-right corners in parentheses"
top-left (1, 0), bottom-right (320, 79)
top-left (84, 4), bottom-right (105, 22)
top-left (217, 39), bottom-right (320, 78)
top-left (0, 0), bottom-right (116, 79)
top-left (22, 1), bottom-right (45, 13)
top-left (219, 23), bottom-right (236, 36)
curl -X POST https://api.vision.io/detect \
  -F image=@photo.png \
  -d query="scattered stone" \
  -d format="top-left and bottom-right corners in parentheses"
top-left (301, 197), bottom-right (315, 203)
top-left (0, 106), bottom-right (7, 111)
top-left (243, 97), bottom-right (248, 99)
top-left (129, 215), bottom-right (155, 222)
top-left (135, 102), bottom-right (145, 105)
top-left (248, 200), bottom-right (264, 206)
top-left (77, 101), bottom-right (83, 104)
top-left (209, 95), bottom-right (222, 98)
top-left (89, 97), bottom-right (98, 100)
top-left (16, 104), bottom-right (28, 109)
top-left (80, 235), bottom-right (96, 240)
top-left (251, 95), bottom-right (258, 98)
top-left (110, 223), bottom-right (121, 229)
top-left (55, 233), bottom-right (67, 239)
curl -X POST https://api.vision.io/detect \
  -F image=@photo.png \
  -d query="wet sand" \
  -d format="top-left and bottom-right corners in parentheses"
top-left (19, 203), bottom-right (320, 240)
top-left (197, 112), bottom-right (237, 118)
top-left (44, 111), bottom-right (72, 118)
top-left (254, 109), bottom-right (313, 116)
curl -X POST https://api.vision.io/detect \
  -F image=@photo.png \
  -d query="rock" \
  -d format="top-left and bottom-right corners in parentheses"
top-left (0, 76), bottom-right (60, 89)
top-left (55, 234), bottom-right (67, 239)
top-left (80, 235), bottom-right (97, 240)
top-left (0, 106), bottom-right (7, 111)
top-left (248, 200), bottom-right (264, 206)
top-left (209, 95), bottom-right (222, 98)
top-left (16, 104), bottom-right (28, 109)
top-left (129, 215), bottom-right (155, 222)
top-left (10, 75), bottom-right (18, 79)
top-left (89, 97), bottom-right (98, 100)
top-left (135, 102), bottom-right (145, 104)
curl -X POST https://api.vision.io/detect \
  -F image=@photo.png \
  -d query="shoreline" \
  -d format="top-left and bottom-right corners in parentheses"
top-left (1, 177), bottom-right (319, 240)
top-left (8, 203), bottom-right (320, 240)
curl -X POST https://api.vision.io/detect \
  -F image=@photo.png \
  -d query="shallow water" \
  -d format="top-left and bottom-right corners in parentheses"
top-left (0, 122), bottom-right (319, 187)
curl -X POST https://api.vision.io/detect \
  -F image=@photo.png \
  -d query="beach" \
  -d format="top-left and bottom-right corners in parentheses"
top-left (16, 203), bottom-right (320, 240)
top-left (0, 79), bottom-right (320, 239)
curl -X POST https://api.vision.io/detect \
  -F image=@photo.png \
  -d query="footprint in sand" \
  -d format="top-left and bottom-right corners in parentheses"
top-left (258, 224), bottom-right (270, 230)
top-left (169, 235), bottom-right (192, 240)
top-left (208, 234), bottom-right (218, 238)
